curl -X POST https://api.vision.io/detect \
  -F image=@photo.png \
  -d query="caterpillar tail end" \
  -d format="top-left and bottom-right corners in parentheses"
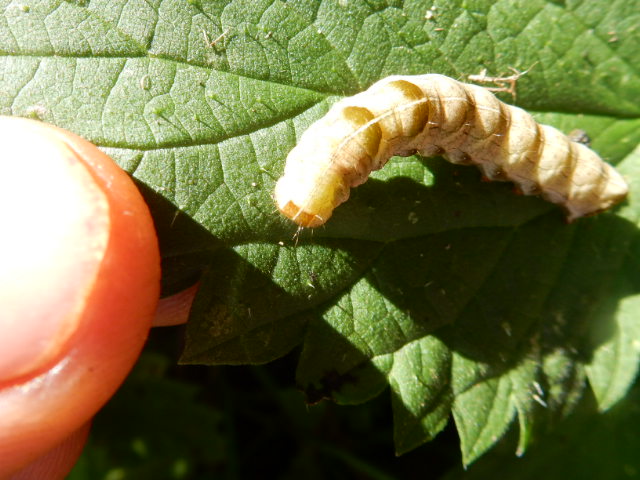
top-left (564, 171), bottom-right (629, 223)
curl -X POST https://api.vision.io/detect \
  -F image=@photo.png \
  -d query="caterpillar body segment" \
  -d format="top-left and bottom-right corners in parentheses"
top-left (274, 74), bottom-right (628, 227)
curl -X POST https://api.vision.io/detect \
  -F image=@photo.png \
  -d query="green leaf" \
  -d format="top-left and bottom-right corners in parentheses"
top-left (3, 0), bottom-right (640, 465)
top-left (443, 382), bottom-right (640, 480)
top-left (585, 145), bottom-right (640, 410)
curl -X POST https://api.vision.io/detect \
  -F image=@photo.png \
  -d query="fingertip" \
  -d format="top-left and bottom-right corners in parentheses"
top-left (0, 118), bottom-right (110, 382)
top-left (9, 422), bottom-right (91, 480)
top-left (0, 117), bottom-right (161, 476)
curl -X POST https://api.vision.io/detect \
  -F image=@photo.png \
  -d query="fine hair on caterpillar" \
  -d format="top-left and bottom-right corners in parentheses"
top-left (274, 74), bottom-right (628, 228)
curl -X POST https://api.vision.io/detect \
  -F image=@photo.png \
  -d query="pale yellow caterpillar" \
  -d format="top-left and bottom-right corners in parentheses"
top-left (274, 74), bottom-right (628, 228)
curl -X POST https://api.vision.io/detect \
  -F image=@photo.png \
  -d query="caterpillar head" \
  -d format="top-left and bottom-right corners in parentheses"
top-left (274, 167), bottom-right (346, 228)
top-left (275, 105), bottom-right (382, 228)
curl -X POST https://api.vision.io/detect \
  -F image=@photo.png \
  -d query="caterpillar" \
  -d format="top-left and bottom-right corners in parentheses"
top-left (274, 74), bottom-right (628, 228)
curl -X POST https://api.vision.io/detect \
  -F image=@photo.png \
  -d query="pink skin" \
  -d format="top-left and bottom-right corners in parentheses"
top-left (0, 117), bottom-right (161, 478)
top-left (153, 283), bottom-right (198, 327)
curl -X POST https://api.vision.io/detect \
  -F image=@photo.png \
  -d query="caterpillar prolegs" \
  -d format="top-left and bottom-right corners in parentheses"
top-left (274, 74), bottom-right (628, 228)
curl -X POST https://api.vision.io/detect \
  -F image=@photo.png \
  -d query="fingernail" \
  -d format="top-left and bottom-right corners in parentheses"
top-left (0, 118), bottom-right (110, 383)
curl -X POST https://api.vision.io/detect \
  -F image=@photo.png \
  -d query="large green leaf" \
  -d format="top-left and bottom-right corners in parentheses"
top-left (443, 381), bottom-right (640, 480)
top-left (2, 0), bottom-right (640, 465)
